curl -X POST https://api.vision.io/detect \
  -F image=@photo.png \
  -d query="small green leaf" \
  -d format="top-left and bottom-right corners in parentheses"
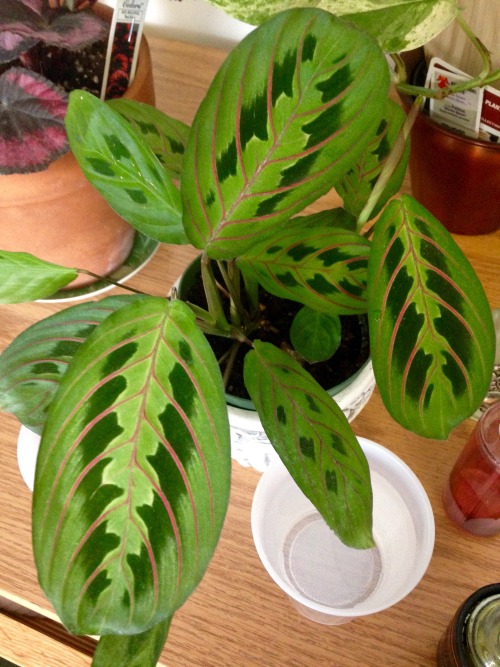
top-left (237, 225), bottom-right (369, 315)
top-left (244, 340), bottom-right (374, 549)
top-left (291, 307), bottom-right (342, 363)
top-left (368, 195), bottom-right (495, 438)
top-left (108, 99), bottom-right (190, 178)
top-left (92, 617), bottom-right (171, 667)
top-left (0, 295), bottom-right (144, 433)
top-left (0, 251), bottom-right (77, 302)
top-left (66, 90), bottom-right (187, 245)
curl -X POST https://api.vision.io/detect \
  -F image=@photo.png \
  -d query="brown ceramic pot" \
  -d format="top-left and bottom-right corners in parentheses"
top-left (408, 112), bottom-right (500, 235)
top-left (0, 4), bottom-right (156, 289)
top-left (401, 51), bottom-right (500, 236)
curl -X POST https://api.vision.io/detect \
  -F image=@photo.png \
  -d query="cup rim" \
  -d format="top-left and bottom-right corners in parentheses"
top-left (251, 436), bottom-right (435, 618)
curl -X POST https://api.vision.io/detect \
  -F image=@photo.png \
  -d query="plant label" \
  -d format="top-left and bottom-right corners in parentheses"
top-left (425, 57), bottom-right (483, 139)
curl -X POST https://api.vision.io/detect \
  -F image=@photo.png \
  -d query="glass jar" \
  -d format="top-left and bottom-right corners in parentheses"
top-left (436, 584), bottom-right (500, 666)
top-left (443, 401), bottom-right (500, 536)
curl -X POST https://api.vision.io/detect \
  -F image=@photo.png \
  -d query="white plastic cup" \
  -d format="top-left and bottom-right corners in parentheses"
top-left (251, 437), bottom-right (435, 625)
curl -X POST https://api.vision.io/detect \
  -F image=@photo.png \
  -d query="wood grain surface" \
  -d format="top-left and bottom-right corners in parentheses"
top-left (0, 33), bottom-right (499, 667)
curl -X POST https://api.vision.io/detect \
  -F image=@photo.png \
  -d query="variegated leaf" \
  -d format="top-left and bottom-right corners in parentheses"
top-left (0, 295), bottom-right (143, 433)
top-left (181, 8), bottom-right (389, 259)
top-left (368, 195), bottom-right (495, 439)
top-left (92, 617), bottom-right (171, 667)
top-left (205, 1), bottom-right (459, 52)
top-left (108, 99), bottom-right (190, 178)
top-left (33, 298), bottom-right (231, 635)
top-left (320, 0), bottom-right (459, 52)
top-left (290, 208), bottom-right (358, 231)
top-left (334, 99), bottom-right (410, 219)
top-left (66, 91), bottom-right (188, 245)
top-left (0, 251), bottom-right (77, 302)
top-left (244, 340), bottom-right (373, 548)
top-left (237, 225), bottom-right (369, 314)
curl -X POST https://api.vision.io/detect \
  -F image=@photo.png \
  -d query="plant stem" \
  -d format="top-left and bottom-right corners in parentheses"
top-left (217, 260), bottom-right (248, 326)
top-left (357, 98), bottom-right (421, 231)
top-left (220, 340), bottom-right (242, 389)
top-left (455, 12), bottom-right (492, 82)
top-left (393, 14), bottom-right (500, 100)
top-left (77, 270), bottom-right (148, 294)
top-left (200, 254), bottom-right (231, 334)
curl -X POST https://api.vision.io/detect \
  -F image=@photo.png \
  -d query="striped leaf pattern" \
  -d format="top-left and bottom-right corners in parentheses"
top-left (237, 225), bottom-right (369, 314)
top-left (66, 91), bottom-right (187, 245)
top-left (108, 99), bottom-right (190, 178)
top-left (181, 8), bottom-right (389, 259)
top-left (244, 341), bottom-right (373, 548)
top-left (334, 99), bottom-right (410, 219)
top-left (368, 195), bottom-right (495, 439)
top-left (0, 295), bottom-right (143, 433)
top-left (33, 298), bottom-right (231, 635)
top-left (92, 617), bottom-right (172, 667)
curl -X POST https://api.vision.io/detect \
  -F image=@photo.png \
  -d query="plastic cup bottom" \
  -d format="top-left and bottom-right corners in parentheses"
top-left (251, 437), bottom-right (435, 625)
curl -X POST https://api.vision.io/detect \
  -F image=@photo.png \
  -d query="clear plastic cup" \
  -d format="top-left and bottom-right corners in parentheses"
top-left (251, 437), bottom-right (435, 625)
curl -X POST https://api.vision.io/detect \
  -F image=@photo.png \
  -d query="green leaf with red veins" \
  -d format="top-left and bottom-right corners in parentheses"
top-left (0, 295), bottom-right (144, 434)
top-left (181, 8), bottom-right (389, 259)
top-left (334, 99), bottom-right (410, 220)
top-left (92, 617), bottom-right (172, 667)
top-left (368, 195), bottom-right (495, 439)
top-left (237, 225), bottom-right (369, 315)
top-left (66, 91), bottom-right (187, 245)
top-left (32, 297), bottom-right (231, 635)
top-left (108, 99), bottom-right (190, 178)
top-left (244, 340), bottom-right (374, 549)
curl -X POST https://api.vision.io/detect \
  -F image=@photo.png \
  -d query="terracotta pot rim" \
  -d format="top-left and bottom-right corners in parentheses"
top-left (398, 53), bottom-right (499, 151)
top-left (414, 108), bottom-right (500, 151)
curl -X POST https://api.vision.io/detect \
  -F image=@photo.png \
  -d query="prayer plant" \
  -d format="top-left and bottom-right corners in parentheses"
top-left (0, 5), bottom-right (496, 666)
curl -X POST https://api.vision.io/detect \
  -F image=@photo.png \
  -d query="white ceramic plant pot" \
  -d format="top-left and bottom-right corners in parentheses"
top-left (228, 359), bottom-right (375, 472)
top-left (17, 359), bottom-right (376, 489)
top-left (173, 258), bottom-right (376, 472)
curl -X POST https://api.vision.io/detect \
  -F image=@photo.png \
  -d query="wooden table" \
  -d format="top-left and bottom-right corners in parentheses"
top-left (1, 34), bottom-right (499, 667)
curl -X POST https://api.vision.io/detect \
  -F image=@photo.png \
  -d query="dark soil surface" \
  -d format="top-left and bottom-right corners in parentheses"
top-left (184, 271), bottom-right (370, 401)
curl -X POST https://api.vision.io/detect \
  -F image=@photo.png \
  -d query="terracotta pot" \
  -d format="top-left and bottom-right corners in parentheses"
top-left (401, 51), bottom-right (500, 236)
top-left (0, 4), bottom-right (155, 289)
top-left (408, 112), bottom-right (500, 235)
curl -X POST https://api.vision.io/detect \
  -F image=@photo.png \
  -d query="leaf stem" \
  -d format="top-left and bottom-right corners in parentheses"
top-left (77, 270), bottom-right (148, 295)
top-left (393, 14), bottom-right (500, 100)
top-left (200, 254), bottom-right (231, 334)
top-left (357, 97), bottom-right (421, 231)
